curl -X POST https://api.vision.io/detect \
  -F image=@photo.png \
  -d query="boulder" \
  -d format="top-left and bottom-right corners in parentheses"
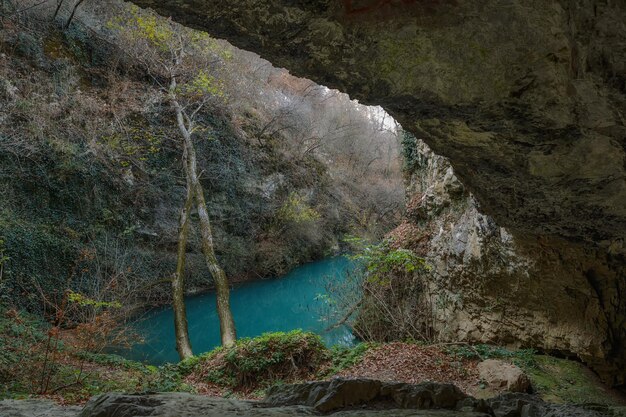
top-left (478, 359), bottom-right (531, 393)
top-left (2, 379), bottom-right (613, 417)
top-left (264, 378), bottom-right (470, 412)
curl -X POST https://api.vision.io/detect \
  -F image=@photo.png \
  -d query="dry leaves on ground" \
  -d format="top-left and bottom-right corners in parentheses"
top-left (335, 342), bottom-right (481, 394)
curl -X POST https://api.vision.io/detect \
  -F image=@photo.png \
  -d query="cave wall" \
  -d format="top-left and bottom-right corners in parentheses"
top-left (127, 0), bottom-right (626, 244)
top-left (126, 0), bottom-right (626, 384)
top-left (397, 140), bottom-right (624, 386)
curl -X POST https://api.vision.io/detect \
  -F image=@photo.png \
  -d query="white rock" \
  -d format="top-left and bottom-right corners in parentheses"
top-left (478, 358), bottom-right (531, 392)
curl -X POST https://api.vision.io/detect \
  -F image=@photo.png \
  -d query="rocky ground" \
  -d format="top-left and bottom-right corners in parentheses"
top-left (2, 340), bottom-right (624, 416)
top-left (2, 378), bottom-right (625, 417)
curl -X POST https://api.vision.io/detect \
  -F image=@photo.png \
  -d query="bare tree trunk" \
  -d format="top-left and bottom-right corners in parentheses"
top-left (191, 167), bottom-right (237, 347)
top-left (172, 147), bottom-right (194, 360)
top-left (52, 0), bottom-right (64, 20)
top-left (170, 82), bottom-right (237, 347)
top-left (64, 0), bottom-right (85, 29)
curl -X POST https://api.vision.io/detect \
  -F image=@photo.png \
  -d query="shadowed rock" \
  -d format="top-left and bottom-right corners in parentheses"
top-left (263, 379), bottom-right (470, 412)
top-left (3, 379), bottom-right (619, 416)
top-left (72, 379), bottom-right (622, 416)
top-left (126, 0), bottom-right (626, 385)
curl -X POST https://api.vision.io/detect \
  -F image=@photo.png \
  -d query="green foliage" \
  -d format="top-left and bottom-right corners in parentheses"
top-left (400, 130), bottom-right (422, 173)
top-left (445, 344), bottom-right (537, 368)
top-left (0, 238), bottom-right (8, 283)
top-left (0, 304), bottom-right (190, 401)
top-left (14, 32), bottom-right (45, 65)
top-left (194, 330), bottom-right (328, 390)
top-left (322, 343), bottom-right (375, 376)
top-left (75, 351), bottom-right (143, 370)
top-left (67, 291), bottom-right (122, 309)
top-left (178, 71), bottom-right (225, 99)
top-left (99, 116), bottom-right (167, 168)
top-left (344, 237), bottom-right (434, 342)
top-left (346, 237), bottom-right (428, 285)
top-left (0, 307), bottom-right (50, 396)
top-left (141, 363), bottom-right (192, 393)
top-left (107, 5), bottom-right (174, 49)
top-left (0, 210), bottom-right (77, 311)
top-left (107, 4), bottom-right (229, 102)
top-left (277, 193), bottom-right (321, 224)
top-left (525, 355), bottom-right (620, 405)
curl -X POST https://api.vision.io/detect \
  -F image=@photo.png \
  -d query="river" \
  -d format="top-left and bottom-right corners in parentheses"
top-left (122, 257), bottom-right (356, 364)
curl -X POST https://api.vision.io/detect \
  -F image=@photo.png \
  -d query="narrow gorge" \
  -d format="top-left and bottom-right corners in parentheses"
top-left (126, 0), bottom-right (626, 386)
top-left (0, 0), bottom-right (624, 416)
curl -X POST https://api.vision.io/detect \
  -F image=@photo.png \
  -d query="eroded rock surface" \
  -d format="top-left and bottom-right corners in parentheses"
top-left (127, 0), bottom-right (626, 245)
top-left (126, 0), bottom-right (626, 386)
top-left (0, 399), bottom-right (81, 417)
top-left (263, 379), bottom-right (470, 412)
top-left (395, 139), bottom-right (625, 385)
top-left (68, 379), bottom-right (618, 417)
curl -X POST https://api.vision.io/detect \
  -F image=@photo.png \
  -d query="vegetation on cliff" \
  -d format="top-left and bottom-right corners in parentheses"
top-left (0, 1), bottom-right (402, 319)
top-left (1, 0), bottom-right (624, 410)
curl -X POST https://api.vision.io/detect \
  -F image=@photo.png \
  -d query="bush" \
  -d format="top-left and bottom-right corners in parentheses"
top-left (191, 330), bottom-right (328, 390)
top-left (323, 343), bottom-right (375, 376)
top-left (342, 238), bottom-right (434, 343)
top-left (444, 344), bottom-right (537, 368)
top-left (0, 304), bottom-right (183, 401)
top-left (400, 130), bottom-right (422, 174)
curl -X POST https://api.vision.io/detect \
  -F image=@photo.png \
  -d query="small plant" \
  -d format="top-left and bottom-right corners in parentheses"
top-left (323, 343), bottom-right (375, 376)
top-left (445, 344), bottom-right (537, 368)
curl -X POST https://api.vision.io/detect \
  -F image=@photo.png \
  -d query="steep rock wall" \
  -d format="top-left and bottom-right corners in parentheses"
top-left (126, 0), bottom-right (626, 385)
top-left (127, 0), bottom-right (626, 245)
top-left (397, 139), bottom-right (624, 386)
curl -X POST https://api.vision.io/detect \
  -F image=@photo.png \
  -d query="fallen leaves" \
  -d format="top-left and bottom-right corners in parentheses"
top-left (334, 342), bottom-right (480, 394)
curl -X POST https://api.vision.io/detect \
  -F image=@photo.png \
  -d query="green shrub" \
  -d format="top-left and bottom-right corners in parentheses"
top-left (346, 237), bottom-right (428, 284)
top-left (445, 344), bottom-right (537, 367)
top-left (400, 131), bottom-right (422, 173)
top-left (192, 330), bottom-right (328, 390)
top-left (323, 342), bottom-right (375, 376)
top-left (344, 237), bottom-right (434, 342)
top-left (143, 363), bottom-right (191, 392)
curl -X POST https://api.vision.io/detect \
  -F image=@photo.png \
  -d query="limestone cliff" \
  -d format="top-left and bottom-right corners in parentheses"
top-left (127, 0), bottom-right (626, 385)
top-left (127, 0), bottom-right (626, 245)
top-left (396, 138), bottom-right (624, 386)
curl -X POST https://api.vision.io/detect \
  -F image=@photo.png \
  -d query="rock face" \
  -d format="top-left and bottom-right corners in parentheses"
top-left (485, 393), bottom-right (624, 417)
top-left (393, 139), bottom-right (624, 385)
top-left (2, 379), bottom-right (620, 416)
top-left (263, 378), bottom-right (470, 412)
top-left (127, 0), bottom-right (626, 245)
top-left (477, 359), bottom-right (531, 393)
top-left (68, 379), bottom-right (617, 417)
top-left (127, 0), bottom-right (626, 386)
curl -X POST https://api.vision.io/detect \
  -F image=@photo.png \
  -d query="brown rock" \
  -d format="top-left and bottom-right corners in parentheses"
top-left (477, 359), bottom-right (531, 393)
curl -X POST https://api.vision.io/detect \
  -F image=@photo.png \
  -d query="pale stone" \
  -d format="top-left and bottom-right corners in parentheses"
top-left (478, 359), bottom-right (531, 393)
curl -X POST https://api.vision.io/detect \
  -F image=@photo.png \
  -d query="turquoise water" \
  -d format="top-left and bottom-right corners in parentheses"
top-left (123, 257), bottom-right (356, 364)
